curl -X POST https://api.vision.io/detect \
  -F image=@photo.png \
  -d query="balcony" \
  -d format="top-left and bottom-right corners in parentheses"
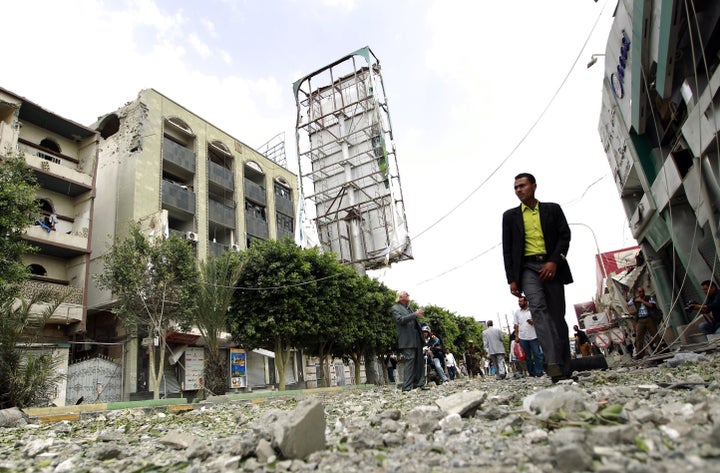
top-left (19, 140), bottom-right (93, 197)
top-left (24, 223), bottom-right (89, 258)
top-left (162, 180), bottom-right (196, 217)
top-left (208, 199), bottom-right (236, 228)
top-left (20, 279), bottom-right (84, 326)
top-left (244, 179), bottom-right (266, 205)
top-left (163, 138), bottom-right (196, 175)
top-left (208, 161), bottom-right (234, 191)
top-left (209, 241), bottom-right (229, 258)
top-left (276, 196), bottom-right (294, 216)
top-left (245, 214), bottom-right (269, 239)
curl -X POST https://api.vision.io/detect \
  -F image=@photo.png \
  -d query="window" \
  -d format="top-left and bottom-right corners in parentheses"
top-left (277, 213), bottom-right (294, 232)
top-left (245, 201), bottom-right (266, 221)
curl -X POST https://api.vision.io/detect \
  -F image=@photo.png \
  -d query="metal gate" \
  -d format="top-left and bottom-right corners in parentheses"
top-left (66, 356), bottom-right (122, 404)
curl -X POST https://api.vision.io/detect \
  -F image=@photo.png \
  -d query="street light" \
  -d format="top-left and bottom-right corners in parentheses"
top-left (587, 54), bottom-right (606, 69)
top-left (569, 222), bottom-right (608, 286)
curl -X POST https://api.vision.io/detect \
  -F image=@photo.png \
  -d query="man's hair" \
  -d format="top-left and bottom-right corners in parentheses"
top-left (514, 172), bottom-right (536, 184)
top-left (395, 291), bottom-right (408, 302)
top-left (701, 280), bottom-right (718, 288)
top-left (487, 320), bottom-right (493, 326)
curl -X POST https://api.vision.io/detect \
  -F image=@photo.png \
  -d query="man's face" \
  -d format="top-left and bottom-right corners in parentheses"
top-left (399, 292), bottom-right (410, 304)
top-left (702, 284), bottom-right (716, 296)
top-left (514, 177), bottom-right (536, 205)
top-left (518, 298), bottom-right (528, 309)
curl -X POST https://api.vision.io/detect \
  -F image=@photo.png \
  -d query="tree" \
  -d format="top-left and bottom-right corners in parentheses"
top-left (95, 225), bottom-right (198, 400)
top-left (0, 149), bottom-right (69, 409)
top-left (192, 251), bottom-right (243, 396)
top-left (0, 150), bottom-right (39, 301)
top-left (327, 275), bottom-right (396, 385)
top-left (228, 238), bottom-right (347, 391)
top-left (455, 316), bottom-right (487, 356)
top-left (421, 305), bottom-right (461, 352)
top-left (0, 289), bottom-right (70, 409)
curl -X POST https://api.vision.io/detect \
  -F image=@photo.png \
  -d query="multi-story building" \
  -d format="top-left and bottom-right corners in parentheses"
top-left (597, 1), bottom-right (720, 341)
top-left (0, 87), bottom-right (99, 406)
top-left (86, 89), bottom-right (298, 399)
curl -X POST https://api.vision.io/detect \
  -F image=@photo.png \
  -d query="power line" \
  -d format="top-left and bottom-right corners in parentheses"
top-left (411, 1), bottom-right (609, 242)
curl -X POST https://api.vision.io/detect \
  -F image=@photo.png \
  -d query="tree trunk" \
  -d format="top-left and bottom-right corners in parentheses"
top-left (274, 338), bottom-right (291, 391)
top-left (363, 347), bottom-right (379, 385)
top-left (204, 349), bottom-right (227, 396)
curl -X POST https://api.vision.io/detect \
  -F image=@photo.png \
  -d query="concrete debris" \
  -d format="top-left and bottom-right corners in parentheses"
top-left (0, 350), bottom-right (719, 471)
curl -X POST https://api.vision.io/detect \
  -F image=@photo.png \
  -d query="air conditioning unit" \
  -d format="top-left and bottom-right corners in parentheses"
top-left (184, 231), bottom-right (199, 242)
top-left (231, 243), bottom-right (241, 252)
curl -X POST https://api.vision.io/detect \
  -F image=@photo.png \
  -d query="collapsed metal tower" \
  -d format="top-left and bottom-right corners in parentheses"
top-left (293, 46), bottom-right (412, 270)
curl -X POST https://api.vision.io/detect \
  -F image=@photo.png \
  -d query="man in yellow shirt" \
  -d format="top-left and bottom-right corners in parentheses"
top-left (502, 173), bottom-right (573, 382)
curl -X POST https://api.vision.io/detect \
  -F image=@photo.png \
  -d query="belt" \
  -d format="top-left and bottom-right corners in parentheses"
top-left (525, 254), bottom-right (547, 262)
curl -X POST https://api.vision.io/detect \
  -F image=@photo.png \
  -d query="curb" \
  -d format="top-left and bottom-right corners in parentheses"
top-left (24, 384), bottom-right (375, 424)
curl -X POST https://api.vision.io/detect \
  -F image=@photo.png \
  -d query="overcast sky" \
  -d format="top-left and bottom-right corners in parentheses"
top-left (5, 0), bottom-right (633, 331)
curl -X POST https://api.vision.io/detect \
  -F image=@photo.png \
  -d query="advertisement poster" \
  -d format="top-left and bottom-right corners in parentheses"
top-left (230, 348), bottom-right (247, 388)
top-left (183, 346), bottom-right (205, 390)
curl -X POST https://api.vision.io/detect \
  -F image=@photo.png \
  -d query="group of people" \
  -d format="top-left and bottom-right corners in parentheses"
top-left (392, 172), bottom-right (720, 388)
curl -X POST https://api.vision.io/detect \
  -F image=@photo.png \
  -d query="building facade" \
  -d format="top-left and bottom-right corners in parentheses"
top-left (0, 87), bottom-right (99, 406)
top-left (85, 89), bottom-right (298, 400)
top-left (597, 1), bottom-right (720, 340)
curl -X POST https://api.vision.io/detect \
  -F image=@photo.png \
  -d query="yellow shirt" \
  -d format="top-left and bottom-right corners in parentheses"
top-left (522, 202), bottom-right (546, 256)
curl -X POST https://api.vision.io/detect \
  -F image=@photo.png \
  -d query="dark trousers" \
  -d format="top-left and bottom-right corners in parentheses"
top-left (519, 338), bottom-right (544, 377)
top-left (521, 261), bottom-right (571, 376)
top-left (400, 346), bottom-right (425, 391)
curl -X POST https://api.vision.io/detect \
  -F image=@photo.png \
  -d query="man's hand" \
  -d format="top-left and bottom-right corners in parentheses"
top-left (539, 261), bottom-right (558, 281)
top-left (510, 282), bottom-right (520, 297)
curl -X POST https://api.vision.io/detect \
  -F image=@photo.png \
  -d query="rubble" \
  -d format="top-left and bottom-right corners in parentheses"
top-left (0, 350), bottom-right (719, 472)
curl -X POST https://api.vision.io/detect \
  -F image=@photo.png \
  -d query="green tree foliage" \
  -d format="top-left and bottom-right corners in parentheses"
top-left (95, 225), bottom-right (198, 400)
top-left (229, 238), bottom-right (349, 391)
top-left (0, 288), bottom-right (70, 409)
top-left (330, 276), bottom-right (396, 385)
top-left (455, 316), bottom-right (488, 356)
top-left (192, 251), bottom-right (243, 396)
top-left (0, 150), bottom-right (39, 301)
top-left (421, 305), bottom-right (461, 352)
top-left (0, 150), bottom-right (68, 409)
top-left (298, 262), bottom-right (357, 387)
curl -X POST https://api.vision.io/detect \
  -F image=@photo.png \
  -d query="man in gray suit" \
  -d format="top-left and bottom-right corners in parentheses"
top-left (482, 320), bottom-right (507, 380)
top-left (391, 291), bottom-right (429, 391)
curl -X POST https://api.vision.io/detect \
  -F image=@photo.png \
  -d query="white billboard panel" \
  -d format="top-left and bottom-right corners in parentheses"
top-left (293, 47), bottom-right (412, 269)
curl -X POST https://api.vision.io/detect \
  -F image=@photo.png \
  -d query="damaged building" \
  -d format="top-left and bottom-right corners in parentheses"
top-left (83, 89), bottom-right (299, 401)
top-left (597, 1), bottom-right (720, 343)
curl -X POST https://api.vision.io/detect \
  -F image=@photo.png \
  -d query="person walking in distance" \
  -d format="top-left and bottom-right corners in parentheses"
top-left (513, 296), bottom-right (545, 377)
top-left (391, 291), bottom-right (429, 391)
top-left (502, 172), bottom-right (574, 382)
top-left (482, 321), bottom-right (507, 380)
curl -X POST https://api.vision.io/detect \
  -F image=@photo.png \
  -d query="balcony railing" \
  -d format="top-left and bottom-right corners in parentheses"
top-left (208, 161), bottom-right (234, 191)
top-left (209, 241), bottom-right (229, 258)
top-left (162, 180), bottom-right (196, 216)
top-left (276, 196), bottom-right (294, 216)
top-left (245, 214), bottom-right (269, 239)
top-left (163, 138), bottom-right (196, 173)
top-left (20, 279), bottom-right (84, 325)
top-left (244, 179), bottom-right (266, 204)
top-left (208, 199), bottom-right (236, 228)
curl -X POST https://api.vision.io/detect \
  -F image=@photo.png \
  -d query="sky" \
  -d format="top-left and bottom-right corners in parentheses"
top-left (4, 0), bottom-right (634, 331)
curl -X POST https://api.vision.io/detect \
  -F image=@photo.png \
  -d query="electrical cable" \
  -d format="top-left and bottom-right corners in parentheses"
top-left (411, 0), bottom-right (609, 242)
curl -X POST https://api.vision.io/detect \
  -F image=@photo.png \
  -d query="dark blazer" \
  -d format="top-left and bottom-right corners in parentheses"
top-left (391, 303), bottom-right (424, 349)
top-left (502, 201), bottom-right (573, 293)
